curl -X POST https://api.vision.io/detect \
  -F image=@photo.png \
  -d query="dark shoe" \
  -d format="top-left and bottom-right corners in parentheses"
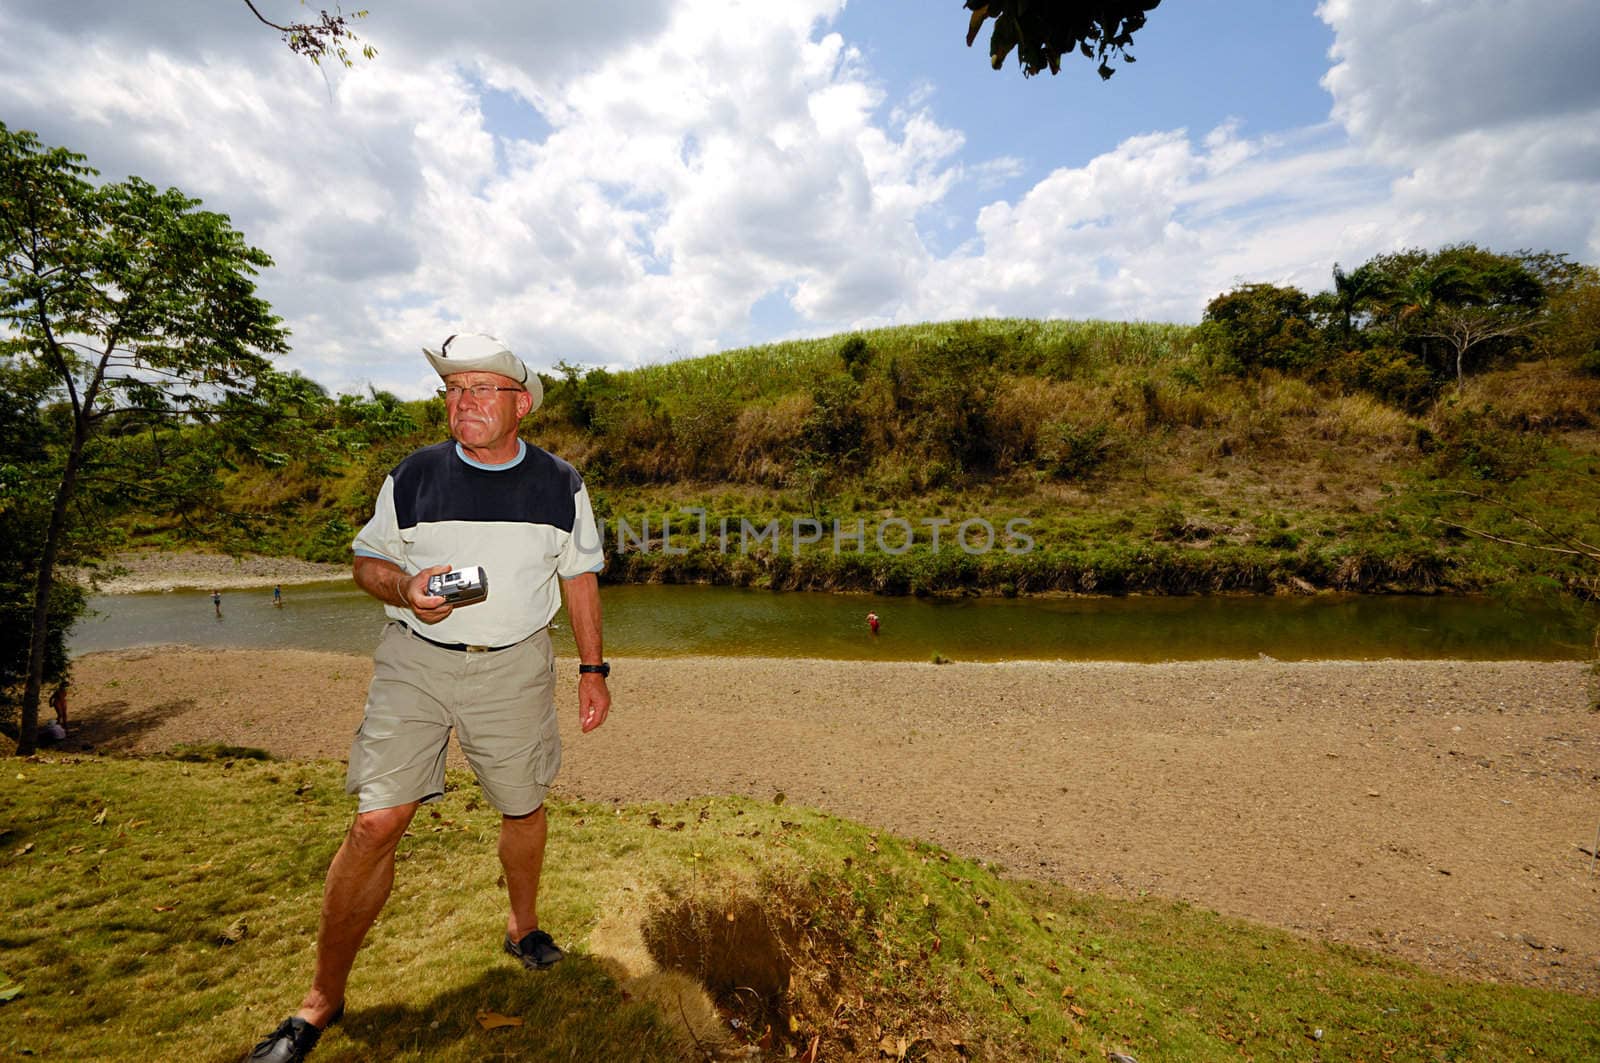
top-left (247, 1005), bottom-right (343, 1062)
top-left (504, 928), bottom-right (564, 969)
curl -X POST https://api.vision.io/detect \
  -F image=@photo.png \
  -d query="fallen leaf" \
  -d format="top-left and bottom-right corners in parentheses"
top-left (218, 918), bottom-right (248, 945)
top-left (476, 1010), bottom-right (523, 1030)
top-left (0, 980), bottom-right (21, 1002)
top-left (153, 905), bottom-right (177, 912)
top-left (12, 843), bottom-right (33, 856)
top-left (1069, 1004), bottom-right (1087, 1017)
top-left (92, 808), bottom-right (108, 826)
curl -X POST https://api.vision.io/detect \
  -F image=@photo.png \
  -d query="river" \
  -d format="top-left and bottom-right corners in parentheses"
top-left (70, 582), bottom-right (1597, 662)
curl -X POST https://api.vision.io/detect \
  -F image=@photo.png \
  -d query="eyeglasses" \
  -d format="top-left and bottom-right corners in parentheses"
top-left (437, 385), bottom-right (522, 401)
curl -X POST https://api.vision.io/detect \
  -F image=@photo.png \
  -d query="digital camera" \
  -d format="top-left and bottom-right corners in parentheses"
top-left (427, 565), bottom-right (488, 606)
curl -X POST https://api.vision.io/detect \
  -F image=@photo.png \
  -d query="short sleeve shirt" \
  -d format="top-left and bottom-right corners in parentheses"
top-left (352, 440), bottom-right (604, 646)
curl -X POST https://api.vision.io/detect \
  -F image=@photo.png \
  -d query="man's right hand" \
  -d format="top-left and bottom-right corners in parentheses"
top-left (404, 564), bottom-right (454, 624)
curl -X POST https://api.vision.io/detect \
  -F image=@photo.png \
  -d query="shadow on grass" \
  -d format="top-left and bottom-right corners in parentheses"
top-left (214, 958), bottom-right (688, 1063)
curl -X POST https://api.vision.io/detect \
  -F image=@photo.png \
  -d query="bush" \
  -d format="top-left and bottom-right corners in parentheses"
top-left (1199, 283), bottom-right (1325, 374)
top-left (1044, 421), bottom-right (1112, 480)
top-left (1421, 408), bottom-right (1546, 482)
top-left (1332, 346), bottom-right (1438, 412)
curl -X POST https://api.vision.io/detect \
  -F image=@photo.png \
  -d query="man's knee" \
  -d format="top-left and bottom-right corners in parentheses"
top-left (347, 802), bottom-right (419, 852)
top-left (503, 803), bottom-right (545, 824)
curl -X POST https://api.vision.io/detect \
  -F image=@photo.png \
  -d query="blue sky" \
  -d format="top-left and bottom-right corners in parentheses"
top-left (2, 1), bottom-right (1597, 397)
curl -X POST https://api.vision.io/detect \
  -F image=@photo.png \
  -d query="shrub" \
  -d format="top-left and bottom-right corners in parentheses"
top-left (1421, 407), bottom-right (1546, 482)
top-left (1331, 346), bottom-right (1438, 411)
top-left (1198, 283), bottom-right (1325, 373)
top-left (1044, 420), bottom-right (1113, 480)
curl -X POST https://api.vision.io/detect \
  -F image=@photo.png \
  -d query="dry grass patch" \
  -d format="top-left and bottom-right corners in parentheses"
top-left (1312, 393), bottom-right (1415, 445)
top-left (1462, 359), bottom-right (1600, 429)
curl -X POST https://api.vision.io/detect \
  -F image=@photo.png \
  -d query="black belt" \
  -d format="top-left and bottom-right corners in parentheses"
top-left (400, 622), bottom-right (523, 654)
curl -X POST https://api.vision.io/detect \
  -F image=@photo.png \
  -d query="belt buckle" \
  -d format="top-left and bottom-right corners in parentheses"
top-left (464, 644), bottom-right (492, 653)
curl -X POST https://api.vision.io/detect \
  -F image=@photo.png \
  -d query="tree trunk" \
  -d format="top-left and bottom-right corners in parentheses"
top-left (16, 425), bottom-right (86, 757)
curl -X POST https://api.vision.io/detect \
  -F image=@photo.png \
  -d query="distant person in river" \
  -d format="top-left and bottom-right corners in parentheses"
top-left (867, 611), bottom-right (880, 635)
top-left (246, 332), bottom-right (611, 1063)
top-left (212, 589), bottom-right (222, 617)
top-left (274, 585), bottom-right (283, 608)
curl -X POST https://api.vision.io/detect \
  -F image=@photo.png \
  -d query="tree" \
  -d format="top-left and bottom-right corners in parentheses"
top-left (0, 124), bottom-right (287, 755)
top-left (964, 1), bottom-right (1161, 79)
top-left (0, 366), bottom-right (85, 735)
top-left (244, 0), bottom-right (375, 66)
top-left (1418, 305), bottom-right (1536, 390)
top-left (1328, 262), bottom-right (1392, 348)
top-left (1197, 283), bottom-right (1322, 373)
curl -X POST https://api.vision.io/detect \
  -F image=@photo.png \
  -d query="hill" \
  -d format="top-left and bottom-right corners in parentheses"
top-left (180, 313), bottom-right (1600, 599)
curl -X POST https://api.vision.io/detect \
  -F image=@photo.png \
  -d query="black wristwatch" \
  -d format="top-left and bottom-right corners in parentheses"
top-left (579, 662), bottom-right (610, 678)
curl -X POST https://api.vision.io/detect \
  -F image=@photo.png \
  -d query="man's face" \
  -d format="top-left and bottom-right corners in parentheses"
top-left (443, 371), bottom-right (532, 454)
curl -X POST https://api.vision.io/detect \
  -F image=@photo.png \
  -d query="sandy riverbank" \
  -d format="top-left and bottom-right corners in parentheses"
top-left (81, 551), bottom-right (349, 593)
top-left (52, 646), bottom-right (1600, 996)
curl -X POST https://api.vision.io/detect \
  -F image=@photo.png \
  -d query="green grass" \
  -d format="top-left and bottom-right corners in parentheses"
top-left (3, 756), bottom-right (1596, 1061)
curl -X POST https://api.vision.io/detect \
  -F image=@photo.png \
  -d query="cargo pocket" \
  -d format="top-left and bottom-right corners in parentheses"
top-left (534, 697), bottom-right (562, 787)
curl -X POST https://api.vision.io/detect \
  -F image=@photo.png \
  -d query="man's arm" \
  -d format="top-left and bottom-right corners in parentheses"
top-left (352, 554), bottom-right (453, 624)
top-left (561, 571), bottom-right (610, 733)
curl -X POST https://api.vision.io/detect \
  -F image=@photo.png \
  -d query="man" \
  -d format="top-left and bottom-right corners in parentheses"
top-left (249, 333), bottom-right (611, 1063)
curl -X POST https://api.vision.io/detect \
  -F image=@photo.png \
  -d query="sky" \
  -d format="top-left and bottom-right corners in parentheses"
top-left (2, 0), bottom-right (1597, 398)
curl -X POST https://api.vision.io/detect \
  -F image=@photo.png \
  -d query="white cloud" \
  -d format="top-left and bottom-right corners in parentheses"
top-left (1, 0), bottom-right (1596, 396)
top-left (896, 0), bottom-right (1600, 327)
top-left (1319, 0), bottom-right (1600, 150)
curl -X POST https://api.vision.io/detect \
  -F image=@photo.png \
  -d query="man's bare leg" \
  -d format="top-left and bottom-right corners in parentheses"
top-left (500, 805), bottom-right (548, 939)
top-left (294, 801), bottom-right (420, 1026)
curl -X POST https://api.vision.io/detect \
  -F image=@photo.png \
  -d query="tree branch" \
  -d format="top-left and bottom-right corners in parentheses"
top-left (1435, 519), bottom-right (1600, 562)
top-left (1434, 490), bottom-right (1600, 562)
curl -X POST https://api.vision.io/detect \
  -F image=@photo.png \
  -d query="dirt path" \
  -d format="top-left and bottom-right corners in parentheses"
top-left (57, 646), bottom-right (1600, 995)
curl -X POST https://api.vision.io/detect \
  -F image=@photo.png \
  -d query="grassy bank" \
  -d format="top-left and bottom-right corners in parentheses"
top-left (3, 754), bottom-right (1596, 1061)
top-left (114, 316), bottom-right (1598, 600)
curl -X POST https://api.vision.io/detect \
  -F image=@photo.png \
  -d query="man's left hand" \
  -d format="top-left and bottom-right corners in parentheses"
top-left (578, 674), bottom-right (610, 733)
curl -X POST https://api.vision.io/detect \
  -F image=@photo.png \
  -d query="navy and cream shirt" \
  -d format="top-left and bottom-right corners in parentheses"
top-left (352, 439), bottom-right (604, 646)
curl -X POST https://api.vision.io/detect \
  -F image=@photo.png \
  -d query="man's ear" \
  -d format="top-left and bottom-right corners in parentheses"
top-left (516, 390), bottom-right (535, 418)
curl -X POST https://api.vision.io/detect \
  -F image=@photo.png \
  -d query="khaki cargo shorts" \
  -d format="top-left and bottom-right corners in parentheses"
top-left (346, 621), bottom-right (559, 816)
